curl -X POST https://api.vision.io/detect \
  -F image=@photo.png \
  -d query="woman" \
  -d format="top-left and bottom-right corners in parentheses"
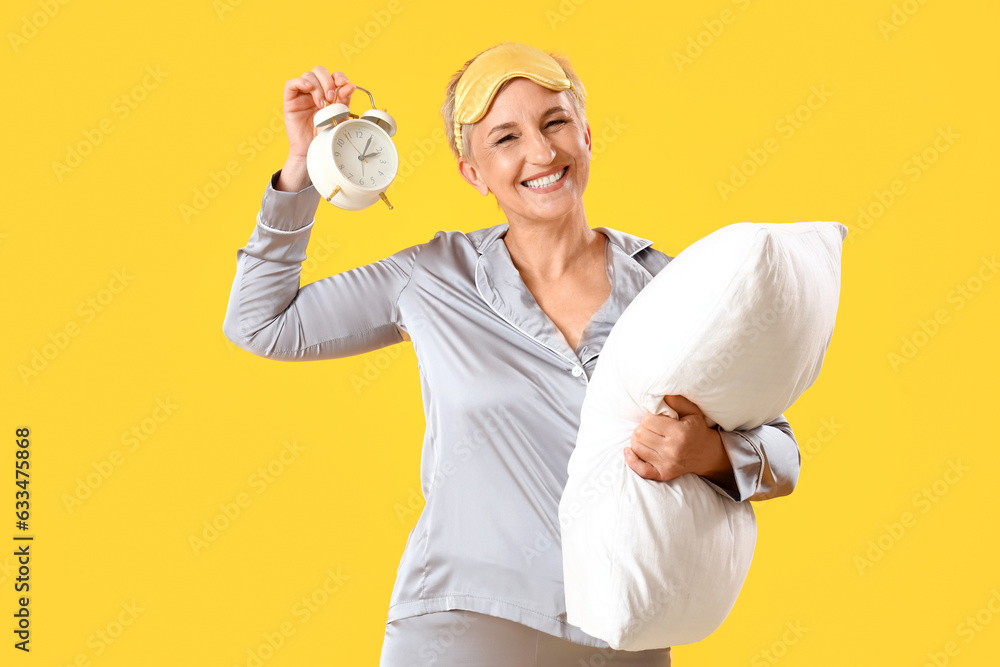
top-left (223, 42), bottom-right (800, 667)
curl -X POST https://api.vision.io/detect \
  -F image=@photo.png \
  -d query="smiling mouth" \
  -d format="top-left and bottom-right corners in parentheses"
top-left (521, 167), bottom-right (568, 189)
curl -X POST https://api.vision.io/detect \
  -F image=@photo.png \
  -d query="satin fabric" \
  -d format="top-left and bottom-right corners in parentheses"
top-left (379, 609), bottom-right (671, 666)
top-left (222, 170), bottom-right (801, 649)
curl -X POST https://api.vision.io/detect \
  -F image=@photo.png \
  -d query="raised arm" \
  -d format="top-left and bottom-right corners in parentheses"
top-left (222, 170), bottom-right (421, 360)
top-left (223, 66), bottom-right (423, 360)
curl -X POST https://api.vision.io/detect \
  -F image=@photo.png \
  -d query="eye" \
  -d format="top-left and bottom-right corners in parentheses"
top-left (546, 119), bottom-right (567, 128)
top-left (495, 134), bottom-right (515, 145)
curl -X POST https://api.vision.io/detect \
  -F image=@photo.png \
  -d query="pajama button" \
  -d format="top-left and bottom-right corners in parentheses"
top-left (571, 366), bottom-right (584, 377)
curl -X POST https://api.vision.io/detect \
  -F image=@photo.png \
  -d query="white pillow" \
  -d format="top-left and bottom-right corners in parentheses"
top-left (559, 221), bottom-right (846, 650)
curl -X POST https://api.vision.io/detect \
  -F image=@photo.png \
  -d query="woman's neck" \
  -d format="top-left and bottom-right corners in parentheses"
top-left (502, 208), bottom-right (602, 282)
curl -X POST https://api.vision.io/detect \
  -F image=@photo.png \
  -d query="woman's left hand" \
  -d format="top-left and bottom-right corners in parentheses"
top-left (624, 395), bottom-right (735, 487)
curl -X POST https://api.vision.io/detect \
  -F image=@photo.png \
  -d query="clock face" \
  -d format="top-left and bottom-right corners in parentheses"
top-left (331, 120), bottom-right (398, 191)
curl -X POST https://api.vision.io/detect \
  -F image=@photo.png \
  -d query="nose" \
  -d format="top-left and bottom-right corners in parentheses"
top-left (522, 127), bottom-right (556, 165)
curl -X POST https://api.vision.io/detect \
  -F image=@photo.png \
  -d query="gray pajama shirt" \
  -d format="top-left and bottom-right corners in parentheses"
top-left (223, 169), bottom-right (801, 650)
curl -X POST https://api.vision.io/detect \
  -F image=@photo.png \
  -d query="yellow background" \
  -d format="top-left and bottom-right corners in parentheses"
top-left (3, 0), bottom-right (998, 664)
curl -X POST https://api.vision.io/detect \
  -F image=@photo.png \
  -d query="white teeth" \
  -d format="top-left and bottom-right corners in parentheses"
top-left (522, 167), bottom-right (567, 189)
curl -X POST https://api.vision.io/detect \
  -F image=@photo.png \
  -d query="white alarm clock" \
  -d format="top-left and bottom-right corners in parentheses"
top-left (306, 86), bottom-right (399, 211)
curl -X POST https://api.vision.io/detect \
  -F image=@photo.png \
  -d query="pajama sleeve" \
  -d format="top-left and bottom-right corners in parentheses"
top-left (702, 416), bottom-right (801, 502)
top-left (223, 170), bottom-right (422, 360)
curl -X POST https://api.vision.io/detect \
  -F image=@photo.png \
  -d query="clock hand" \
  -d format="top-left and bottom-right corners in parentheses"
top-left (344, 135), bottom-right (363, 157)
top-left (345, 135), bottom-right (367, 176)
top-left (362, 136), bottom-right (372, 159)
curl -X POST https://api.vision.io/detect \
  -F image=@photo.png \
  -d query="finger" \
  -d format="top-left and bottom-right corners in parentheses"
top-left (308, 66), bottom-right (338, 104)
top-left (632, 423), bottom-right (663, 451)
top-left (631, 429), bottom-right (678, 472)
top-left (624, 447), bottom-right (661, 481)
top-left (640, 410), bottom-right (676, 434)
top-left (283, 73), bottom-right (316, 103)
top-left (338, 82), bottom-right (356, 105)
top-left (302, 71), bottom-right (334, 109)
top-left (329, 71), bottom-right (356, 105)
top-left (663, 394), bottom-right (702, 419)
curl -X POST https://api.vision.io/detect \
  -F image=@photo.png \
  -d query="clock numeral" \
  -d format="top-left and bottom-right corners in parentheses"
top-left (347, 173), bottom-right (354, 179)
top-left (359, 177), bottom-right (365, 185)
top-left (379, 159), bottom-right (387, 164)
top-left (369, 176), bottom-right (376, 185)
top-left (339, 164), bottom-right (345, 170)
top-left (336, 139), bottom-right (344, 147)
top-left (356, 130), bottom-right (363, 138)
top-left (334, 151), bottom-right (340, 157)
top-left (378, 171), bottom-right (385, 177)
top-left (376, 146), bottom-right (382, 153)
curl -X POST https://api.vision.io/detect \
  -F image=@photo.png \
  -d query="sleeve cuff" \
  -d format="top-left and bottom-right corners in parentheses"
top-left (260, 169), bottom-right (323, 232)
top-left (711, 429), bottom-right (764, 502)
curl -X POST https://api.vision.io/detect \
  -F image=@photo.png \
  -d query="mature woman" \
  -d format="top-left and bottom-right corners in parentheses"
top-left (223, 42), bottom-right (800, 667)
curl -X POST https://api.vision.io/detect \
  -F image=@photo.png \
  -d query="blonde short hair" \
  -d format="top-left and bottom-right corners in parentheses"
top-left (441, 43), bottom-right (588, 163)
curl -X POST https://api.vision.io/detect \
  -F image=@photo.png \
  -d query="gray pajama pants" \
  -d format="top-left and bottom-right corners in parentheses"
top-left (379, 609), bottom-right (672, 667)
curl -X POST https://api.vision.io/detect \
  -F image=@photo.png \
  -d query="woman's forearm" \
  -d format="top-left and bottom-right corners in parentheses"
top-left (276, 156), bottom-right (311, 193)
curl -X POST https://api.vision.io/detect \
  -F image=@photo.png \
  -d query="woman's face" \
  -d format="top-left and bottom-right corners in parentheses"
top-left (458, 77), bottom-right (592, 225)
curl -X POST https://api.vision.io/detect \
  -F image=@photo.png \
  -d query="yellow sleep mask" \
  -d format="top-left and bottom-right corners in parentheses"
top-left (454, 42), bottom-right (575, 158)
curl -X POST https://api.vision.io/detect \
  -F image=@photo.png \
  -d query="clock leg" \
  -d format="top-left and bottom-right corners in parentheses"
top-left (379, 192), bottom-right (393, 210)
top-left (325, 186), bottom-right (342, 202)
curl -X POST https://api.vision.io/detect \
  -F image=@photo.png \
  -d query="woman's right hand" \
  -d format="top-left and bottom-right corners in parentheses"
top-left (277, 66), bottom-right (356, 192)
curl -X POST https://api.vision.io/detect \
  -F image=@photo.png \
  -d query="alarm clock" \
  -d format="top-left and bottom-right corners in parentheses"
top-left (306, 86), bottom-right (399, 211)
